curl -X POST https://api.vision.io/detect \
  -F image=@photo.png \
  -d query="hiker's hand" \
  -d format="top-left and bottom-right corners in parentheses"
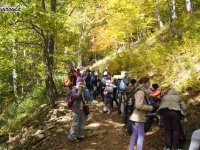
top-left (76, 82), bottom-right (83, 88)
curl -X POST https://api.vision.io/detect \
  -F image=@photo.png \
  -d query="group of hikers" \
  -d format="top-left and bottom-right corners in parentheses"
top-left (64, 68), bottom-right (200, 150)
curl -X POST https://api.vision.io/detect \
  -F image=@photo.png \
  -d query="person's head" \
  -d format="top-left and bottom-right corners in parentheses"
top-left (70, 69), bottom-right (76, 76)
top-left (138, 77), bottom-right (150, 88)
top-left (152, 83), bottom-right (159, 90)
top-left (76, 68), bottom-right (81, 76)
top-left (130, 79), bottom-right (137, 86)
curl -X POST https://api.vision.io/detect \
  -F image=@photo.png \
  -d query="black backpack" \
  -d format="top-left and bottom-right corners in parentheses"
top-left (125, 96), bottom-right (135, 115)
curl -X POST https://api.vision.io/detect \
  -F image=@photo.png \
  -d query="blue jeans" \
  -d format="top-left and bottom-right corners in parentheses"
top-left (189, 129), bottom-right (200, 150)
top-left (129, 122), bottom-right (144, 150)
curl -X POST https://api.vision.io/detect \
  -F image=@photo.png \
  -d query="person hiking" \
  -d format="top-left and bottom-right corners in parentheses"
top-left (103, 79), bottom-right (114, 114)
top-left (90, 71), bottom-right (98, 103)
top-left (84, 69), bottom-right (92, 92)
top-left (124, 78), bottom-right (137, 135)
top-left (148, 83), bottom-right (161, 106)
top-left (68, 78), bottom-right (86, 142)
top-left (101, 71), bottom-right (110, 102)
top-left (129, 77), bottom-right (153, 150)
top-left (189, 129), bottom-right (200, 150)
top-left (145, 83), bottom-right (162, 129)
top-left (118, 71), bottom-right (129, 116)
top-left (96, 69), bottom-right (102, 97)
top-left (111, 78), bottom-right (119, 108)
top-left (157, 88), bottom-right (187, 150)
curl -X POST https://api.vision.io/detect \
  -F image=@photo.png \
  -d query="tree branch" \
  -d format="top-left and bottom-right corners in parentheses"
top-left (69, 6), bottom-right (76, 16)
top-left (20, 0), bottom-right (29, 8)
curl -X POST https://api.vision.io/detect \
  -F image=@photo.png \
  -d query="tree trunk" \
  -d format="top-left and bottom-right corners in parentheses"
top-left (42, 0), bottom-right (58, 106)
top-left (78, 23), bottom-right (85, 69)
top-left (172, 0), bottom-right (177, 20)
top-left (185, 0), bottom-right (192, 12)
top-left (78, 50), bottom-right (82, 69)
top-left (12, 39), bottom-right (19, 105)
top-left (94, 53), bottom-right (97, 62)
top-left (155, 0), bottom-right (164, 29)
top-left (43, 36), bottom-right (58, 106)
top-left (167, 0), bottom-right (172, 28)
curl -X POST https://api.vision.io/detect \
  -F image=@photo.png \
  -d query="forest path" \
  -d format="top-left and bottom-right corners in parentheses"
top-left (29, 96), bottom-right (165, 150)
top-left (5, 94), bottom-right (200, 150)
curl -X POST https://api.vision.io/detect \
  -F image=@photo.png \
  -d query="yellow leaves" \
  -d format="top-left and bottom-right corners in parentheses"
top-left (91, 25), bottom-right (115, 51)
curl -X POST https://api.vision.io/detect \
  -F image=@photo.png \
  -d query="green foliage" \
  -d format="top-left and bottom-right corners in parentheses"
top-left (0, 85), bottom-right (47, 134)
top-left (94, 7), bottom-right (200, 96)
top-left (17, 85), bottom-right (47, 115)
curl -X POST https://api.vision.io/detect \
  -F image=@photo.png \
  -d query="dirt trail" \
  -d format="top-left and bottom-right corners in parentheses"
top-left (4, 95), bottom-right (200, 150)
top-left (30, 97), bottom-right (166, 150)
top-left (34, 97), bottom-right (200, 150)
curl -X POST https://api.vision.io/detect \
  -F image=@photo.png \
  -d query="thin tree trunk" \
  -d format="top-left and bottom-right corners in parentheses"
top-left (172, 0), bottom-right (177, 20)
top-left (94, 53), bottom-right (97, 62)
top-left (78, 25), bottom-right (83, 69)
top-left (42, 0), bottom-right (46, 10)
top-left (185, 0), bottom-right (192, 12)
top-left (155, 0), bottom-right (164, 29)
top-left (167, 0), bottom-right (172, 28)
top-left (78, 12), bottom-right (86, 69)
top-left (12, 39), bottom-right (19, 105)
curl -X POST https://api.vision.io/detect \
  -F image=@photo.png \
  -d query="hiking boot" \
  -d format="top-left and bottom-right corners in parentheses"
top-left (103, 110), bottom-right (108, 113)
top-left (68, 138), bottom-right (77, 143)
top-left (77, 136), bottom-right (85, 141)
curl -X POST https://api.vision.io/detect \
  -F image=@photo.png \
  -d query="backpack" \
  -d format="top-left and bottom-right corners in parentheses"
top-left (119, 79), bottom-right (126, 91)
top-left (125, 96), bottom-right (134, 114)
top-left (104, 86), bottom-right (113, 98)
top-left (90, 75), bottom-right (96, 84)
top-left (84, 87), bottom-right (90, 99)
